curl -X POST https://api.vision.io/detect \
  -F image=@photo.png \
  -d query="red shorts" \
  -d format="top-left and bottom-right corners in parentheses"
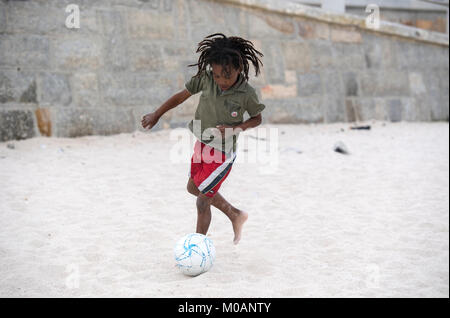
top-left (189, 140), bottom-right (236, 197)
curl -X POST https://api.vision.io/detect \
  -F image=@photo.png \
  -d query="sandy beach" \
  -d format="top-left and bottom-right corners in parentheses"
top-left (0, 121), bottom-right (448, 297)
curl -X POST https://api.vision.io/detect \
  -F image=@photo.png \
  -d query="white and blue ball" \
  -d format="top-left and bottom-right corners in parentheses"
top-left (174, 233), bottom-right (216, 276)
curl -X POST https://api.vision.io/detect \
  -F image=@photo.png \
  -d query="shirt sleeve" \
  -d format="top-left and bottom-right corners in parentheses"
top-left (245, 88), bottom-right (266, 117)
top-left (185, 71), bottom-right (206, 95)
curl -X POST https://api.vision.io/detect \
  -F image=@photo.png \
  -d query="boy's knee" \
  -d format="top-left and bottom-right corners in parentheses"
top-left (186, 183), bottom-right (195, 195)
top-left (187, 179), bottom-right (199, 196)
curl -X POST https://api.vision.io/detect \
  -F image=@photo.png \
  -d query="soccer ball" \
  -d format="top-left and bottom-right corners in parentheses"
top-left (174, 233), bottom-right (216, 276)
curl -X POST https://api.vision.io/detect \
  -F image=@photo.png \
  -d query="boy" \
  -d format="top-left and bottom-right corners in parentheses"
top-left (141, 33), bottom-right (265, 244)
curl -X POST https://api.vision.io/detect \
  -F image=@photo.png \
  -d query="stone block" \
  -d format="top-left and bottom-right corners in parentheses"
top-left (97, 9), bottom-right (125, 36)
top-left (103, 35), bottom-right (129, 72)
top-left (360, 70), bottom-right (410, 97)
top-left (346, 98), bottom-right (388, 122)
top-left (330, 26), bottom-right (362, 43)
top-left (172, 0), bottom-right (189, 40)
top-left (321, 70), bottom-right (345, 97)
top-left (39, 72), bottom-right (72, 106)
top-left (440, 96), bottom-right (449, 121)
top-left (0, 110), bottom-right (35, 142)
top-left (346, 98), bottom-right (365, 122)
top-left (284, 70), bottom-right (297, 85)
top-left (391, 40), bottom-right (433, 70)
top-left (55, 107), bottom-right (135, 137)
top-left (433, 17), bottom-right (447, 33)
top-left (295, 98), bottom-right (325, 124)
top-left (400, 98), bottom-right (420, 122)
top-left (127, 8), bottom-right (175, 39)
top-left (187, 0), bottom-right (224, 25)
top-left (437, 67), bottom-right (449, 98)
top-left (418, 45), bottom-right (450, 70)
top-left (387, 99), bottom-right (402, 122)
top-left (281, 42), bottom-right (311, 72)
top-left (55, 108), bottom-right (93, 137)
top-left (416, 19), bottom-right (434, 31)
top-left (297, 73), bottom-right (322, 97)
top-left (53, 37), bottom-right (102, 71)
top-left (330, 43), bottom-right (366, 70)
top-left (96, 107), bottom-right (136, 135)
top-left (408, 72), bottom-right (427, 95)
top-left (413, 96), bottom-right (432, 121)
top-left (420, 70), bottom-right (446, 120)
top-left (343, 72), bottom-right (359, 97)
top-left (362, 33), bottom-right (397, 69)
top-left (0, 2), bottom-right (6, 34)
top-left (97, 10), bottom-right (129, 72)
top-left (162, 42), bottom-right (192, 61)
top-left (371, 98), bottom-right (389, 121)
top-left (262, 42), bottom-right (287, 84)
top-left (128, 42), bottom-right (166, 72)
top-left (265, 98), bottom-right (324, 124)
top-left (98, 72), bottom-right (178, 106)
top-left (309, 40), bottom-right (334, 70)
top-left (45, 0), bottom-right (132, 8)
top-left (0, 71), bottom-right (37, 104)
top-left (248, 11), bottom-right (295, 39)
top-left (72, 72), bottom-right (99, 107)
top-left (261, 84), bottom-right (297, 99)
top-left (190, 24), bottom-right (238, 44)
top-left (189, 3), bottom-right (242, 39)
top-left (6, 2), bottom-right (58, 34)
top-left (297, 19), bottom-right (330, 40)
top-left (323, 97), bottom-right (346, 123)
top-left (20, 80), bottom-right (37, 104)
top-left (430, 97), bottom-right (448, 121)
top-left (345, 99), bottom-right (357, 122)
top-left (0, 34), bottom-right (50, 68)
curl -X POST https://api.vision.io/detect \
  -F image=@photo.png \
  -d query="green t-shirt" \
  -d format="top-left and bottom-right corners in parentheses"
top-left (185, 70), bottom-right (265, 154)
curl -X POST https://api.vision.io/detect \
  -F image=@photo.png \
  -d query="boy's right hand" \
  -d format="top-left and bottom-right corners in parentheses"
top-left (141, 112), bottom-right (159, 130)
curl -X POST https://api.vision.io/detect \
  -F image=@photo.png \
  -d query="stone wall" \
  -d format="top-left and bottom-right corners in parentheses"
top-left (0, 0), bottom-right (449, 142)
top-left (294, 0), bottom-right (449, 34)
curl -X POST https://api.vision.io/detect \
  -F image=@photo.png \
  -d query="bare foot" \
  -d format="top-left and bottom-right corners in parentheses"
top-left (232, 210), bottom-right (248, 245)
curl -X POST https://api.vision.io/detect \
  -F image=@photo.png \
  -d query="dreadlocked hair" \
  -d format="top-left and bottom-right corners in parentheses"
top-left (188, 33), bottom-right (264, 81)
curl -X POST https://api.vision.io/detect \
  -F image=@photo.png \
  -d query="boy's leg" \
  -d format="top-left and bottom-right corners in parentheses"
top-left (196, 193), bottom-right (212, 235)
top-left (188, 178), bottom-right (248, 244)
top-left (188, 177), bottom-right (237, 220)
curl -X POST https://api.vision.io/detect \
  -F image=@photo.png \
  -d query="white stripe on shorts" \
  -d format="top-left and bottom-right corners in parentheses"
top-left (197, 151), bottom-right (237, 192)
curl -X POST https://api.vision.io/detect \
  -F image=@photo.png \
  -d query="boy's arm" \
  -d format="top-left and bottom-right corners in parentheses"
top-left (141, 89), bottom-right (192, 130)
top-left (236, 114), bottom-right (262, 131)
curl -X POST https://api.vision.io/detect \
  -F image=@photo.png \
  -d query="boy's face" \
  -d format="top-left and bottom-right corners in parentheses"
top-left (211, 63), bottom-right (241, 91)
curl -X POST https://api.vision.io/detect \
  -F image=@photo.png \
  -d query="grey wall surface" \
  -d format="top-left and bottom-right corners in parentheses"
top-left (0, 0), bottom-right (449, 142)
top-left (345, 7), bottom-right (448, 34)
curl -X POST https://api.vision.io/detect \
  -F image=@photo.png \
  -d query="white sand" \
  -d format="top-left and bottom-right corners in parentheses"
top-left (0, 121), bottom-right (448, 297)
